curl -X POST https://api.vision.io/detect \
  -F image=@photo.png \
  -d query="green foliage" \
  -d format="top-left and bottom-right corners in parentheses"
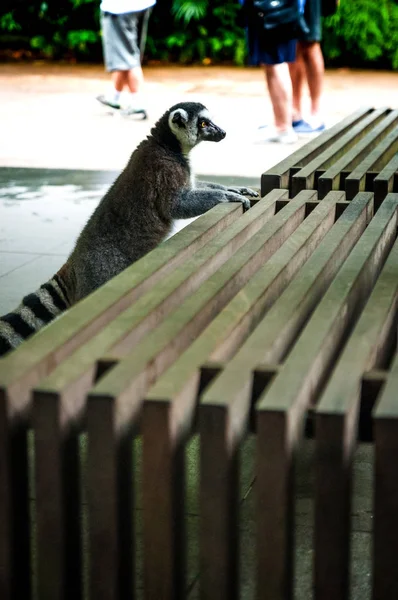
top-left (163, 0), bottom-right (246, 65)
top-left (0, 0), bottom-right (396, 68)
top-left (0, 12), bottom-right (22, 32)
top-left (322, 0), bottom-right (398, 69)
top-left (0, 0), bottom-right (101, 59)
top-left (172, 0), bottom-right (208, 24)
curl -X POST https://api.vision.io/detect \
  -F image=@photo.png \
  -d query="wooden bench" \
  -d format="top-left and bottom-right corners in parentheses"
top-left (0, 107), bottom-right (397, 600)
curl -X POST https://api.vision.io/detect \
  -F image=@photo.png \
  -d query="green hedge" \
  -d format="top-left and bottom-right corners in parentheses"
top-left (0, 0), bottom-right (397, 69)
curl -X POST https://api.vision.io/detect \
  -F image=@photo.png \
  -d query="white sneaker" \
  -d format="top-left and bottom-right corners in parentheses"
top-left (120, 106), bottom-right (148, 120)
top-left (255, 126), bottom-right (298, 144)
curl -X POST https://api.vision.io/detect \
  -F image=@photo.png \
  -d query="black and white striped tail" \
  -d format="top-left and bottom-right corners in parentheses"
top-left (0, 274), bottom-right (70, 357)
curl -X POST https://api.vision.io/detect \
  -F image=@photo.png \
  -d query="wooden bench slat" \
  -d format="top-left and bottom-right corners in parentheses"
top-left (373, 352), bottom-right (398, 600)
top-left (0, 202), bottom-right (241, 397)
top-left (142, 190), bottom-right (342, 599)
top-left (291, 108), bottom-right (388, 196)
top-left (373, 153), bottom-right (398, 210)
top-left (254, 193), bottom-right (398, 600)
top-left (198, 192), bottom-right (373, 600)
top-left (315, 233), bottom-right (398, 600)
top-left (31, 191), bottom-right (286, 600)
top-left (345, 127), bottom-right (398, 200)
top-left (261, 107), bottom-right (372, 195)
top-left (86, 194), bottom-right (308, 600)
top-left (318, 110), bottom-right (398, 199)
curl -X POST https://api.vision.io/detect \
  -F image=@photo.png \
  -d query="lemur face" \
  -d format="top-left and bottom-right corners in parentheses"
top-left (196, 109), bottom-right (226, 143)
top-left (169, 103), bottom-right (226, 155)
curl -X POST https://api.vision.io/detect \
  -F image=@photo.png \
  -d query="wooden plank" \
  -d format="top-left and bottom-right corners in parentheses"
top-left (254, 193), bottom-right (398, 600)
top-left (0, 201), bottom-right (241, 398)
top-left (315, 231), bottom-right (398, 600)
top-left (87, 195), bottom-right (310, 600)
top-left (31, 192), bottom-right (285, 600)
top-left (198, 192), bottom-right (373, 600)
top-left (261, 107), bottom-right (372, 195)
top-left (373, 154), bottom-right (398, 210)
top-left (143, 191), bottom-right (342, 600)
top-left (33, 390), bottom-right (85, 600)
top-left (0, 203), bottom-right (242, 599)
top-left (373, 352), bottom-right (398, 600)
top-left (291, 108), bottom-right (388, 196)
top-left (358, 369), bottom-right (388, 442)
top-left (345, 127), bottom-right (398, 200)
top-left (318, 110), bottom-right (398, 199)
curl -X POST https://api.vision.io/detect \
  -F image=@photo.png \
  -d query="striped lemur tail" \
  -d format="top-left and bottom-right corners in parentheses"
top-left (0, 273), bottom-right (70, 357)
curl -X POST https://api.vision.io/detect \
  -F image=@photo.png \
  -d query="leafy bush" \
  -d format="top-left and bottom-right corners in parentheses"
top-left (322, 0), bottom-right (398, 69)
top-left (150, 0), bottom-right (246, 65)
top-left (0, 0), bottom-right (101, 59)
top-left (0, 0), bottom-right (397, 69)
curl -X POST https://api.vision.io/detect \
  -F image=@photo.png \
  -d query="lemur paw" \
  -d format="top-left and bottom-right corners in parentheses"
top-left (227, 186), bottom-right (259, 198)
top-left (224, 193), bottom-right (251, 211)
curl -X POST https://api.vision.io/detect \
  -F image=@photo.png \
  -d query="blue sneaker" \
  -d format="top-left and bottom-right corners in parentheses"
top-left (293, 120), bottom-right (326, 133)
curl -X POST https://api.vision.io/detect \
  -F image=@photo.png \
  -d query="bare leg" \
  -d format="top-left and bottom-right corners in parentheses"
top-left (263, 63), bottom-right (293, 131)
top-left (298, 41), bottom-right (324, 122)
top-left (111, 70), bottom-right (128, 93)
top-left (124, 66), bottom-right (146, 112)
top-left (288, 48), bottom-right (306, 122)
top-left (125, 66), bottom-right (144, 93)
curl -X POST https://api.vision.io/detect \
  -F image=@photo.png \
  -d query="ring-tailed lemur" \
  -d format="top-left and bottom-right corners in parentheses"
top-left (0, 102), bottom-right (258, 356)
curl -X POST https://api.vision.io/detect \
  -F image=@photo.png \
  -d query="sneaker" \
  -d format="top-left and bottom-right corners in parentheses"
top-left (120, 106), bottom-right (148, 120)
top-left (292, 120), bottom-right (326, 133)
top-left (255, 126), bottom-right (298, 144)
top-left (96, 94), bottom-right (121, 110)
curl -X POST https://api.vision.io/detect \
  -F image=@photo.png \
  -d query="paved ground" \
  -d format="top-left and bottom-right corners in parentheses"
top-left (0, 63), bottom-right (396, 175)
top-left (0, 62), bottom-right (394, 598)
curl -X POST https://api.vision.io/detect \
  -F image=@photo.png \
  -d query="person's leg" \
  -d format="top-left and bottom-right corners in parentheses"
top-left (299, 40), bottom-right (324, 123)
top-left (288, 46), bottom-right (306, 123)
top-left (97, 70), bottom-right (127, 109)
top-left (97, 14), bottom-right (128, 109)
top-left (255, 38), bottom-right (298, 143)
top-left (97, 11), bottom-right (147, 115)
top-left (264, 62), bottom-right (293, 131)
top-left (121, 12), bottom-right (147, 113)
top-left (112, 70), bottom-right (128, 93)
top-left (291, 0), bottom-right (325, 130)
top-left (125, 66), bottom-right (143, 94)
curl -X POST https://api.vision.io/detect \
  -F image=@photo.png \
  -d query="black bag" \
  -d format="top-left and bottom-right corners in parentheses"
top-left (253, 0), bottom-right (309, 36)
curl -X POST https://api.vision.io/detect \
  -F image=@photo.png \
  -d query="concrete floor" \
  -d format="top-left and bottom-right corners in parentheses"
top-left (0, 62), bottom-right (387, 598)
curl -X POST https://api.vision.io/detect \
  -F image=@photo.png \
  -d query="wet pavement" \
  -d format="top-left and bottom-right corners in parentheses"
top-left (0, 167), bottom-right (111, 312)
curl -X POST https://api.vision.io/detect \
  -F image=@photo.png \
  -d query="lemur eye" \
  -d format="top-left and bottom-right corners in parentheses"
top-left (200, 120), bottom-right (207, 128)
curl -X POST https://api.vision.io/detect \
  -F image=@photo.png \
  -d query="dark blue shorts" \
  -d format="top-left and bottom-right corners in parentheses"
top-left (247, 32), bottom-right (297, 66)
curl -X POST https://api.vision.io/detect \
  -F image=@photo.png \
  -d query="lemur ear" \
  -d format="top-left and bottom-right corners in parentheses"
top-left (171, 108), bottom-right (188, 127)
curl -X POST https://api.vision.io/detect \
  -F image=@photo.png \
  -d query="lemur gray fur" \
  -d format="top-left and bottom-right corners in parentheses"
top-left (0, 101), bottom-right (258, 356)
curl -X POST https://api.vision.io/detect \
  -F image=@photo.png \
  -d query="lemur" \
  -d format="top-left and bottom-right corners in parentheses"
top-left (0, 101), bottom-right (258, 356)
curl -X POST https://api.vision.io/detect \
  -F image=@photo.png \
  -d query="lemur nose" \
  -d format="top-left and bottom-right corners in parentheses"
top-left (219, 128), bottom-right (226, 139)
